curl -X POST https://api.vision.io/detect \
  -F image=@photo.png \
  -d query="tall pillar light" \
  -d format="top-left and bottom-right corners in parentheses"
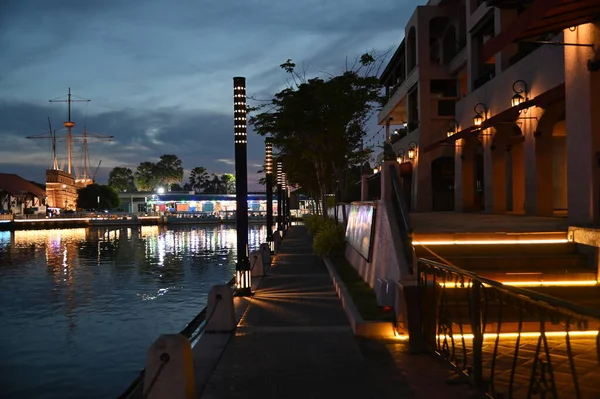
top-left (265, 140), bottom-right (275, 253)
top-left (233, 76), bottom-right (251, 296)
top-left (281, 173), bottom-right (288, 230)
top-left (276, 161), bottom-right (283, 233)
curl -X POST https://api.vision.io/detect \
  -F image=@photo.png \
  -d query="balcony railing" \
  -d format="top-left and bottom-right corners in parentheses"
top-left (473, 66), bottom-right (496, 90)
top-left (417, 258), bottom-right (600, 398)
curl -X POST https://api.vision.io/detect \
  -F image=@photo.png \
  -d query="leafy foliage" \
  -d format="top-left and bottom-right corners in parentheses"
top-left (134, 161), bottom-right (158, 191)
top-left (189, 167), bottom-right (209, 192)
top-left (304, 214), bottom-right (325, 236)
top-left (249, 51), bottom-right (388, 216)
top-left (312, 218), bottom-right (345, 258)
top-left (76, 184), bottom-right (120, 209)
top-left (156, 154), bottom-right (184, 186)
top-left (108, 167), bottom-right (135, 192)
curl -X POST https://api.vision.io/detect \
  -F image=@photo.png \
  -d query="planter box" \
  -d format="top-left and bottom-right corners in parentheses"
top-left (323, 257), bottom-right (397, 338)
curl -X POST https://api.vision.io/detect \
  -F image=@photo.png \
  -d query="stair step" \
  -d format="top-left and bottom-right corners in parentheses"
top-left (414, 242), bottom-right (579, 257)
top-left (419, 254), bottom-right (588, 270)
top-left (473, 271), bottom-right (597, 283)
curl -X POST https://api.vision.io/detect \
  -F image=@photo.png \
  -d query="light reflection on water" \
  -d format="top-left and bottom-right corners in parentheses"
top-left (0, 224), bottom-right (265, 399)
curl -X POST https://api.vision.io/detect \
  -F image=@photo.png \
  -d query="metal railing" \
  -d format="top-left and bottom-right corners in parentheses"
top-left (389, 165), bottom-right (414, 274)
top-left (417, 258), bottom-right (600, 398)
top-left (118, 276), bottom-right (236, 399)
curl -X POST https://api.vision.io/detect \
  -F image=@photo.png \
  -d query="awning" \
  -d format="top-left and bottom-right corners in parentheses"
top-left (482, 0), bottom-right (600, 61)
top-left (422, 83), bottom-right (564, 153)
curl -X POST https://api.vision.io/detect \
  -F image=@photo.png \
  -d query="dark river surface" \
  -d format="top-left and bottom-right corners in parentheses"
top-left (0, 224), bottom-right (266, 399)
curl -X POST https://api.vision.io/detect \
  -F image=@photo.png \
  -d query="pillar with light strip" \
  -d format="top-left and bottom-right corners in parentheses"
top-left (276, 161), bottom-right (283, 233)
top-left (233, 77), bottom-right (251, 296)
top-left (281, 173), bottom-right (288, 230)
top-left (265, 140), bottom-right (275, 252)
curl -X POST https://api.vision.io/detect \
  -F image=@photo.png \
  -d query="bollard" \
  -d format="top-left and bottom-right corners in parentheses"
top-left (143, 334), bottom-right (196, 399)
top-left (204, 284), bottom-right (236, 333)
top-left (273, 231), bottom-right (282, 251)
top-left (250, 250), bottom-right (264, 277)
top-left (259, 243), bottom-right (271, 268)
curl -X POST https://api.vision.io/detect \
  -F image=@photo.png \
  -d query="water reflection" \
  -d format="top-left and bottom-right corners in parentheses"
top-left (0, 224), bottom-right (265, 399)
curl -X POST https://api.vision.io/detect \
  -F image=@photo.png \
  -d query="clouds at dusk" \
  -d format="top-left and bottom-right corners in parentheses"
top-left (0, 0), bottom-right (420, 189)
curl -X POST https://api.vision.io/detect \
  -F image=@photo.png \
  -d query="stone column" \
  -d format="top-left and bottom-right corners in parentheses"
top-left (511, 141), bottom-right (525, 213)
top-left (523, 115), bottom-right (553, 216)
top-left (482, 132), bottom-right (495, 213)
top-left (454, 140), bottom-right (464, 211)
top-left (564, 23), bottom-right (600, 225)
top-left (492, 146), bottom-right (507, 213)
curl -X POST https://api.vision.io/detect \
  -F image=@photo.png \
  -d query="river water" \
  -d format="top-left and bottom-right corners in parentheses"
top-left (0, 224), bottom-right (266, 399)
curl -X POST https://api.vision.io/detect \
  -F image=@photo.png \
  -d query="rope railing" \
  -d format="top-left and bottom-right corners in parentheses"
top-left (417, 257), bottom-right (600, 398)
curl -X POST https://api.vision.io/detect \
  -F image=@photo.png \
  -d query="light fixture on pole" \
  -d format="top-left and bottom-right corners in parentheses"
top-left (265, 140), bottom-right (274, 253)
top-left (276, 161), bottom-right (283, 233)
top-left (396, 149), bottom-right (405, 163)
top-left (233, 76), bottom-right (251, 296)
top-left (282, 173), bottom-right (288, 230)
top-left (473, 103), bottom-right (488, 126)
top-left (447, 119), bottom-right (459, 138)
top-left (511, 80), bottom-right (528, 108)
top-left (407, 141), bottom-right (417, 160)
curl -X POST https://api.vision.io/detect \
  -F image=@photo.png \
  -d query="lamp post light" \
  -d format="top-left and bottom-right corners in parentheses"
top-left (233, 76), bottom-right (251, 296)
top-left (407, 141), bottom-right (418, 160)
top-left (282, 173), bottom-right (288, 230)
top-left (447, 119), bottom-right (459, 138)
top-left (396, 149), bottom-right (405, 163)
top-left (511, 80), bottom-right (528, 108)
top-left (276, 162), bottom-right (283, 233)
top-left (265, 140), bottom-right (275, 253)
top-left (473, 103), bottom-right (488, 126)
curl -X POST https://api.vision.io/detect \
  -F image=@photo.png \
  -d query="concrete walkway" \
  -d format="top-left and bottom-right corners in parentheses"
top-left (198, 226), bottom-right (476, 399)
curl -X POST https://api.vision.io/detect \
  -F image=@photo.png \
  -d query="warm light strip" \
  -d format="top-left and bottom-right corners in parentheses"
top-left (14, 218), bottom-right (88, 222)
top-left (413, 239), bottom-right (568, 245)
top-left (439, 331), bottom-right (599, 340)
top-left (440, 280), bottom-right (598, 288)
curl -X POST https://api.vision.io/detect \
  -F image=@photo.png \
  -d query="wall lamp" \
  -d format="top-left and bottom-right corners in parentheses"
top-left (397, 149), bottom-right (405, 162)
top-left (511, 80), bottom-right (528, 108)
top-left (447, 119), bottom-right (459, 138)
top-left (407, 141), bottom-right (417, 159)
top-left (473, 103), bottom-right (487, 126)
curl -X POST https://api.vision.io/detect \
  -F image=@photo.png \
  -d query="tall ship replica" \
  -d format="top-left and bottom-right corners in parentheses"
top-left (28, 88), bottom-right (114, 211)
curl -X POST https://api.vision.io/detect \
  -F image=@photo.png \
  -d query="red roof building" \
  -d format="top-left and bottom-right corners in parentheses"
top-left (0, 173), bottom-right (46, 214)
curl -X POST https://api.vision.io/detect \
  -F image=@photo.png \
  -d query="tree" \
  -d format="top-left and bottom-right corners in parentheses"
top-left (108, 167), bottom-right (136, 192)
top-left (170, 183), bottom-right (183, 191)
top-left (220, 173), bottom-right (235, 194)
top-left (249, 52), bottom-right (386, 216)
top-left (134, 161), bottom-right (158, 191)
top-left (189, 167), bottom-right (209, 192)
top-left (155, 154), bottom-right (184, 188)
top-left (77, 184), bottom-right (120, 209)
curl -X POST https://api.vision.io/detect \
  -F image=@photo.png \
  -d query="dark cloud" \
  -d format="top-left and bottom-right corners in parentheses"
top-left (0, 0), bottom-right (423, 190)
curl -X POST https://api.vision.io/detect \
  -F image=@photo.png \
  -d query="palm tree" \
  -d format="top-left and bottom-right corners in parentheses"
top-left (189, 167), bottom-right (209, 193)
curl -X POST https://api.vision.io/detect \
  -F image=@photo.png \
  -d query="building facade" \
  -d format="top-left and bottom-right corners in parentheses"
top-left (379, 0), bottom-right (600, 225)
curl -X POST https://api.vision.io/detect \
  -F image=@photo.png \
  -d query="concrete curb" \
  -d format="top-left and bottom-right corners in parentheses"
top-left (323, 257), bottom-right (395, 338)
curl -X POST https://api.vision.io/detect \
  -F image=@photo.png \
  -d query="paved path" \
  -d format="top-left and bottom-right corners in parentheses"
top-left (199, 226), bottom-right (477, 399)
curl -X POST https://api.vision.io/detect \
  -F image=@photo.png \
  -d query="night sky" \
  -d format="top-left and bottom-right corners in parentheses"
top-left (0, 0), bottom-right (420, 190)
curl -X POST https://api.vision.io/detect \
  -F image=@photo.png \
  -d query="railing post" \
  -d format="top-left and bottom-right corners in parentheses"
top-left (469, 280), bottom-right (485, 390)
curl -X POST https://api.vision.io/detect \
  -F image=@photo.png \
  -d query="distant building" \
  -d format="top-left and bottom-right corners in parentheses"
top-left (118, 191), bottom-right (280, 215)
top-left (0, 173), bottom-right (46, 214)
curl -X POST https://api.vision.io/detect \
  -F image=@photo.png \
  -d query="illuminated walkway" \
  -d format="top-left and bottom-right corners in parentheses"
top-left (196, 226), bottom-right (475, 399)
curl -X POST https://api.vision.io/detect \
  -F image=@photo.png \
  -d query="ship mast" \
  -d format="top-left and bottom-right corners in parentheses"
top-left (49, 88), bottom-right (89, 175)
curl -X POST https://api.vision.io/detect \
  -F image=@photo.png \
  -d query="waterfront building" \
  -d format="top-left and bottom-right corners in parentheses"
top-left (117, 191), bottom-right (280, 216)
top-left (0, 173), bottom-right (46, 215)
top-left (378, 0), bottom-right (600, 225)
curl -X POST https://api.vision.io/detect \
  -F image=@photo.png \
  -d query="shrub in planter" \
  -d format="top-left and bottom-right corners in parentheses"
top-left (304, 214), bottom-right (324, 236)
top-left (313, 219), bottom-right (345, 258)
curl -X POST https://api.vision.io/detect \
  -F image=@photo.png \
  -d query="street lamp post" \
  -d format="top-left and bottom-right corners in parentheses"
top-left (233, 77), bottom-right (251, 296)
top-left (265, 141), bottom-right (275, 253)
top-left (276, 162), bottom-right (283, 233)
top-left (282, 173), bottom-right (288, 230)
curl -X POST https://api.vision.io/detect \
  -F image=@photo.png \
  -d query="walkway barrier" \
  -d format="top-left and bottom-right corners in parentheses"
top-left (250, 250), bottom-right (265, 277)
top-left (118, 277), bottom-right (236, 399)
top-left (416, 258), bottom-right (600, 398)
